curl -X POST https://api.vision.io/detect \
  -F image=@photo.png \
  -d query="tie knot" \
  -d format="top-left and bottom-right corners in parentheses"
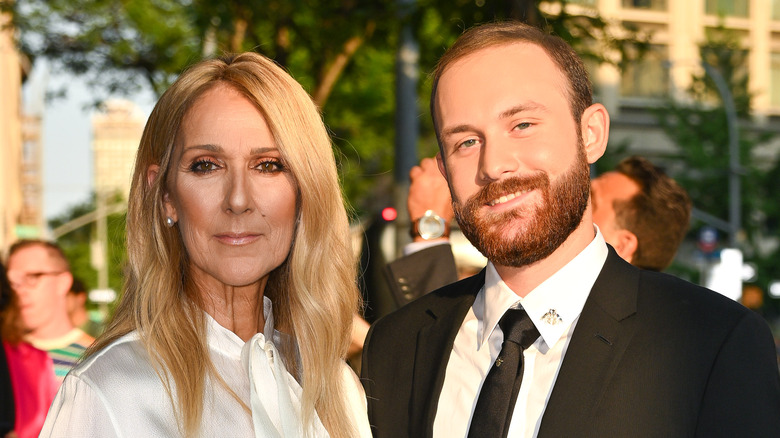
top-left (498, 308), bottom-right (539, 350)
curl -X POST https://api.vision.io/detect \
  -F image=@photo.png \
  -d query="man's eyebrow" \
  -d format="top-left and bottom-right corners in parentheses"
top-left (439, 102), bottom-right (549, 140)
top-left (498, 102), bottom-right (548, 119)
top-left (440, 124), bottom-right (478, 140)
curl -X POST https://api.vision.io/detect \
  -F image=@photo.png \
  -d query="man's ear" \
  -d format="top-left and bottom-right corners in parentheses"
top-left (56, 271), bottom-right (74, 298)
top-left (611, 229), bottom-right (638, 265)
top-left (436, 152), bottom-right (448, 182)
top-left (580, 103), bottom-right (610, 164)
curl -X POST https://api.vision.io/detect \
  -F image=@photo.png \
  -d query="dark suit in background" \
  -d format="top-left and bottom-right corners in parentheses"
top-left (384, 244), bottom-right (458, 307)
top-left (362, 249), bottom-right (780, 437)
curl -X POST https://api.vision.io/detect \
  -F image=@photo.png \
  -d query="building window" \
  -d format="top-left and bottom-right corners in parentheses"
top-left (621, 45), bottom-right (669, 99)
top-left (705, 0), bottom-right (748, 17)
top-left (771, 53), bottom-right (780, 108)
top-left (773, 0), bottom-right (780, 20)
top-left (622, 0), bottom-right (667, 11)
top-left (569, 0), bottom-right (598, 6)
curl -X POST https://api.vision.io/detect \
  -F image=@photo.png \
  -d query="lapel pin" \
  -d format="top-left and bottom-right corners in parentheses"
top-left (495, 357), bottom-right (504, 367)
top-left (541, 309), bottom-right (563, 325)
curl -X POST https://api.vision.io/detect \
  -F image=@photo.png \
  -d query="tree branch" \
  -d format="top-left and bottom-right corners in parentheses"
top-left (313, 21), bottom-right (375, 108)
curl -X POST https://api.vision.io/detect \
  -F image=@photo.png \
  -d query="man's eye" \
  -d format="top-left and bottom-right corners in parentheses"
top-left (514, 122), bottom-right (532, 130)
top-left (459, 139), bottom-right (478, 148)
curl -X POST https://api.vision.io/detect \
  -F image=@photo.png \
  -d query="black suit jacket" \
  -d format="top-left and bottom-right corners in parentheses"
top-left (361, 248), bottom-right (780, 437)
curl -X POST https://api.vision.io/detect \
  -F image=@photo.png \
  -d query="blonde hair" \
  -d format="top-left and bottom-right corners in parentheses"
top-left (87, 52), bottom-right (360, 437)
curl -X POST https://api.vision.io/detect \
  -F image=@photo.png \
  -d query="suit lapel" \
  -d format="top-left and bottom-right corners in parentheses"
top-left (409, 271), bottom-right (485, 438)
top-left (538, 250), bottom-right (640, 437)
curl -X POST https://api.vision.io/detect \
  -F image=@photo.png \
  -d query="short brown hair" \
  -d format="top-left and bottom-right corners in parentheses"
top-left (430, 21), bottom-right (593, 144)
top-left (613, 156), bottom-right (692, 271)
top-left (8, 239), bottom-right (70, 271)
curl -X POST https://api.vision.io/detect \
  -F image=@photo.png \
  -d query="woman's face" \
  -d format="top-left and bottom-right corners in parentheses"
top-left (164, 84), bottom-right (297, 290)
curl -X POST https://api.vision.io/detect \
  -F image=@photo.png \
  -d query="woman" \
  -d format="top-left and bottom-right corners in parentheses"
top-left (41, 53), bottom-right (369, 437)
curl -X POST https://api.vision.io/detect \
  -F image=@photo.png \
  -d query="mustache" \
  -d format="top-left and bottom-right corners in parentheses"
top-left (468, 173), bottom-right (550, 206)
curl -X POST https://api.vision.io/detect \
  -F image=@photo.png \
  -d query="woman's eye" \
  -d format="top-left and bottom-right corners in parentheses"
top-left (190, 160), bottom-right (219, 173)
top-left (256, 160), bottom-right (284, 173)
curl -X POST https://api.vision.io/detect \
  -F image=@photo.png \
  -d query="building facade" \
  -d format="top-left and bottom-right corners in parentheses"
top-left (91, 99), bottom-right (144, 200)
top-left (559, 0), bottom-right (780, 156)
top-left (1, 6), bottom-right (30, 254)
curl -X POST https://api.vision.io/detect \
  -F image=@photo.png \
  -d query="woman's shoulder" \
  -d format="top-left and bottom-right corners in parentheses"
top-left (42, 332), bottom-right (182, 437)
top-left (71, 331), bottom-right (156, 386)
top-left (339, 362), bottom-right (372, 437)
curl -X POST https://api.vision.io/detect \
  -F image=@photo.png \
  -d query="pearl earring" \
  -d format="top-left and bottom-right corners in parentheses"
top-left (165, 217), bottom-right (175, 228)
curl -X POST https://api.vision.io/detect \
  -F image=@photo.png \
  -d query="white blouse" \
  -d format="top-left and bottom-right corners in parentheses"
top-left (40, 297), bottom-right (371, 437)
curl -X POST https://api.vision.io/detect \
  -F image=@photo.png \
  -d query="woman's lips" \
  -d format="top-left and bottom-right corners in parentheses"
top-left (214, 233), bottom-right (261, 246)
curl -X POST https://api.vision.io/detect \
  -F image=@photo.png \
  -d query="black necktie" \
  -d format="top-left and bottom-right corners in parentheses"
top-left (468, 307), bottom-right (540, 438)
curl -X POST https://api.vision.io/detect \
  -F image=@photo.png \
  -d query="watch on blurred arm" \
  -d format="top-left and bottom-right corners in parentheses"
top-left (410, 210), bottom-right (450, 240)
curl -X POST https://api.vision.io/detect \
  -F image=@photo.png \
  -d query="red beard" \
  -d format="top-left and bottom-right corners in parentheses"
top-left (453, 147), bottom-right (591, 267)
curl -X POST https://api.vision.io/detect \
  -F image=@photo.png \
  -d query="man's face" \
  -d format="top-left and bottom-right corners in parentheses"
top-left (6, 245), bottom-right (71, 335)
top-left (590, 171), bottom-right (640, 245)
top-left (435, 43), bottom-right (591, 267)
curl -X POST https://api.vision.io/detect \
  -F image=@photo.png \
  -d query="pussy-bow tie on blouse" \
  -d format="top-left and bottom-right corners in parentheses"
top-left (241, 333), bottom-right (329, 437)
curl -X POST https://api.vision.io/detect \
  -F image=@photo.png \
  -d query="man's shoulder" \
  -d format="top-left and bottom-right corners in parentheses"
top-left (599, 251), bottom-right (748, 315)
top-left (627, 267), bottom-right (765, 340)
top-left (637, 268), bottom-right (747, 314)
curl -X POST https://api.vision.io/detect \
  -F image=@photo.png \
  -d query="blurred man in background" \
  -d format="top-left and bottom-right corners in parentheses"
top-left (590, 156), bottom-right (691, 272)
top-left (6, 240), bottom-right (94, 383)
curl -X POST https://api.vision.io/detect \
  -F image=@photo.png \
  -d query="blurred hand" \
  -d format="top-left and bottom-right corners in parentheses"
top-left (407, 157), bottom-right (454, 224)
top-left (348, 313), bottom-right (371, 359)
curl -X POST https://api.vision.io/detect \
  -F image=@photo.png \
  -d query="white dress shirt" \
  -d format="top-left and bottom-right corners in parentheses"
top-left (40, 297), bottom-right (371, 437)
top-left (432, 228), bottom-right (608, 438)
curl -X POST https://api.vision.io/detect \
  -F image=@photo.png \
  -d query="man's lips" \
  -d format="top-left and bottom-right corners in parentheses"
top-left (214, 232), bottom-right (261, 245)
top-left (487, 188), bottom-right (533, 207)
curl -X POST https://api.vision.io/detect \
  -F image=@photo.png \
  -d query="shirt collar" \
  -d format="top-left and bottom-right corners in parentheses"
top-left (476, 225), bottom-right (609, 349)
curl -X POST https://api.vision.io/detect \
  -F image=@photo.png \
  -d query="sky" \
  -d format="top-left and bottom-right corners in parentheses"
top-left (23, 61), bottom-right (156, 222)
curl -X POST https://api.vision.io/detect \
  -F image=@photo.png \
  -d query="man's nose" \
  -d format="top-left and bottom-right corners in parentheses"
top-left (478, 136), bottom-right (520, 182)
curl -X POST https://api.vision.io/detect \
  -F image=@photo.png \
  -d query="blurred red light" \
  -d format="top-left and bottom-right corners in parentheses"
top-left (381, 207), bottom-right (397, 221)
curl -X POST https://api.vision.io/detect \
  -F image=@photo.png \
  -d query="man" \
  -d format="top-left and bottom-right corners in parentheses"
top-left (591, 155), bottom-right (691, 271)
top-left (361, 21), bottom-right (780, 438)
top-left (6, 240), bottom-right (94, 383)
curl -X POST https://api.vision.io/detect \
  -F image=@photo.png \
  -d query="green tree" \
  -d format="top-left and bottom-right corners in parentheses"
top-left (5, 0), bottom-right (649, 213)
top-left (654, 26), bottom-right (778, 305)
top-left (47, 193), bottom-right (128, 303)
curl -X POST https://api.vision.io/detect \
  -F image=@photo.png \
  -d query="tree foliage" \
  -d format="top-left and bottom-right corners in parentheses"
top-left (47, 193), bottom-right (127, 300)
top-left (654, 26), bottom-right (779, 302)
top-left (5, 0), bottom-right (650, 214)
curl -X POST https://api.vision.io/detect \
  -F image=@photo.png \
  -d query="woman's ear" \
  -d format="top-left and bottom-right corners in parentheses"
top-left (147, 164), bottom-right (178, 222)
top-left (580, 103), bottom-right (610, 164)
top-left (162, 192), bottom-right (178, 223)
top-left (147, 164), bottom-right (160, 188)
